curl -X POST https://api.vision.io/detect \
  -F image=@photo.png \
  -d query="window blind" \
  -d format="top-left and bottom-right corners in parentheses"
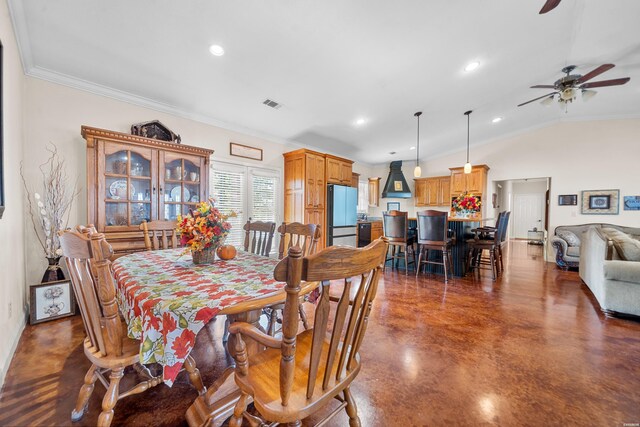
top-left (210, 167), bottom-right (246, 247)
top-left (250, 174), bottom-right (277, 222)
top-left (357, 179), bottom-right (369, 212)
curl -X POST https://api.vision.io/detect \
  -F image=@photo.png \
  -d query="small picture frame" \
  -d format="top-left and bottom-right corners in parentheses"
top-left (581, 189), bottom-right (619, 215)
top-left (558, 194), bottom-right (577, 206)
top-left (230, 142), bottom-right (263, 161)
top-left (623, 196), bottom-right (640, 211)
top-left (387, 202), bottom-right (400, 211)
top-left (29, 280), bottom-right (76, 325)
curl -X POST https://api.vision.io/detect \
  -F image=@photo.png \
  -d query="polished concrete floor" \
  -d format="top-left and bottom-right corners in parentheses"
top-left (1, 242), bottom-right (639, 426)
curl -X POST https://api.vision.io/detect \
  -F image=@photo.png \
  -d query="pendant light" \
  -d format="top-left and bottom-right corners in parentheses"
top-left (413, 111), bottom-right (422, 178)
top-left (463, 110), bottom-right (472, 174)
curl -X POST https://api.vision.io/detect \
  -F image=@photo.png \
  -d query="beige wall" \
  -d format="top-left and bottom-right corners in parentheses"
top-left (364, 118), bottom-right (640, 257)
top-left (21, 77), bottom-right (296, 287)
top-left (0, 0), bottom-right (26, 389)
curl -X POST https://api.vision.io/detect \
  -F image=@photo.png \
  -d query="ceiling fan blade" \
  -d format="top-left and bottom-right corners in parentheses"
top-left (517, 92), bottom-right (557, 107)
top-left (576, 64), bottom-right (615, 84)
top-left (581, 77), bottom-right (630, 88)
top-left (539, 0), bottom-right (561, 14)
top-left (530, 85), bottom-right (556, 89)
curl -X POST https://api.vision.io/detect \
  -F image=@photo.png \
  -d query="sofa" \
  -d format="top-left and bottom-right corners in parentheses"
top-left (579, 226), bottom-right (640, 317)
top-left (551, 223), bottom-right (637, 270)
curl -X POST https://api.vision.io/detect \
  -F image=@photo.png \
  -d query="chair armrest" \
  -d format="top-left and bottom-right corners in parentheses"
top-left (228, 322), bottom-right (282, 349)
top-left (550, 236), bottom-right (569, 255)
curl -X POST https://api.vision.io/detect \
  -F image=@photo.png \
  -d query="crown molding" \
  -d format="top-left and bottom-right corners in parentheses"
top-left (7, 0), bottom-right (33, 72)
top-left (25, 65), bottom-right (299, 150)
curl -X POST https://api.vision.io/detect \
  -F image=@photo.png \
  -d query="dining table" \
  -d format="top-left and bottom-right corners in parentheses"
top-left (111, 247), bottom-right (318, 427)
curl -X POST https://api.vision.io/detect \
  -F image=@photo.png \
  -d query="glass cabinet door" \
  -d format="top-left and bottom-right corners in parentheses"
top-left (160, 152), bottom-right (204, 221)
top-left (100, 143), bottom-right (156, 229)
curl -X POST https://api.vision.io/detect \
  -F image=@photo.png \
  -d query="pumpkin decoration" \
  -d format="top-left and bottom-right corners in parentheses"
top-left (216, 244), bottom-right (237, 260)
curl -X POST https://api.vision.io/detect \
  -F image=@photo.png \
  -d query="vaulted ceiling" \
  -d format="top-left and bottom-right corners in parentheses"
top-left (9, 0), bottom-right (640, 164)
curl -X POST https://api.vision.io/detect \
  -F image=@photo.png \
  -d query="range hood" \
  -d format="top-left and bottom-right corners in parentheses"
top-left (382, 161), bottom-right (412, 199)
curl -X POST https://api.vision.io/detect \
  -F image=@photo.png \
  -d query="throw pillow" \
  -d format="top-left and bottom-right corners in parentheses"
top-left (612, 236), bottom-right (640, 262)
top-left (557, 230), bottom-right (580, 247)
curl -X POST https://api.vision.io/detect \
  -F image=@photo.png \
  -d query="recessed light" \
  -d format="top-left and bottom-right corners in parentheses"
top-left (209, 44), bottom-right (225, 56)
top-left (464, 61), bottom-right (480, 72)
top-left (492, 117), bottom-right (503, 123)
top-left (410, 146), bottom-right (416, 150)
top-left (354, 118), bottom-right (367, 126)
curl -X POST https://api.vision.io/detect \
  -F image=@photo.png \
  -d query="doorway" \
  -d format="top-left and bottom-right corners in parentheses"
top-left (491, 177), bottom-right (550, 246)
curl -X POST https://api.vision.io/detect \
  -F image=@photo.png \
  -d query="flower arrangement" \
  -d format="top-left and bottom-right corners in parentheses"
top-left (20, 145), bottom-right (79, 259)
top-left (176, 198), bottom-right (236, 253)
top-left (452, 193), bottom-right (481, 216)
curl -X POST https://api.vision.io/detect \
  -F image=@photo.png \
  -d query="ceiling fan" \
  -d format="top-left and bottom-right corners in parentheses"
top-left (539, 0), bottom-right (562, 14)
top-left (517, 64), bottom-right (631, 107)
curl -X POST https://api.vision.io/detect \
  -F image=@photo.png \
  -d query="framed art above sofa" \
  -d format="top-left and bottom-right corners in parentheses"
top-left (581, 189), bottom-right (619, 215)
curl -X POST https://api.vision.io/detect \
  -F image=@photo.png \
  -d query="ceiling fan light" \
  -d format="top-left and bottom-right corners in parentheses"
top-left (464, 162), bottom-right (472, 174)
top-left (560, 87), bottom-right (575, 101)
top-left (582, 89), bottom-right (597, 101)
top-left (414, 165), bottom-right (422, 178)
top-left (541, 95), bottom-right (555, 106)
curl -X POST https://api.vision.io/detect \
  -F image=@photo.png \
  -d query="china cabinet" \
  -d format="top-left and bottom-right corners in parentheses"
top-left (83, 126), bottom-right (214, 257)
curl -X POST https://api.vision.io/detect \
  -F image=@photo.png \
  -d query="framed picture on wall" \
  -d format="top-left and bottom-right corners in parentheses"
top-left (581, 190), bottom-right (619, 215)
top-left (558, 194), bottom-right (577, 206)
top-left (386, 202), bottom-right (400, 211)
top-left (623, 196), bottom-right (640, 211)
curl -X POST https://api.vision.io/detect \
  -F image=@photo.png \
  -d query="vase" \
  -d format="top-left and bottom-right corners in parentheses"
top-left (42, 257), bottom-right (66, 283)
top-left (192, 245), bottom-right (218, 265)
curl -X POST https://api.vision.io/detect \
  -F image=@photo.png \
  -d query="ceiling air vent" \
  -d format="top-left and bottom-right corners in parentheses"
top-left (262, 99), bottom-right (282, 110)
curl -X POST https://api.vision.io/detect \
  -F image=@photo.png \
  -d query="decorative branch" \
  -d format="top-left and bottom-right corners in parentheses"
top-left (20, 144), bottom-right (80, 258)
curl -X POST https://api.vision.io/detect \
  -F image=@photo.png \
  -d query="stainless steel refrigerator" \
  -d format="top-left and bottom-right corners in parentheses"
top-left (327, 184), bottom-right (358, 247)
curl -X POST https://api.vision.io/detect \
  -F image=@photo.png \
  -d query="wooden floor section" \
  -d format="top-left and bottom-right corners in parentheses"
top-left (1, 241), bottom-right (639, 426)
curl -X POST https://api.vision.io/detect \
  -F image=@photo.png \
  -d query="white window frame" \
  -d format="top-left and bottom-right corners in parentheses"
top-left (210, 159), bottom-right (283, 254)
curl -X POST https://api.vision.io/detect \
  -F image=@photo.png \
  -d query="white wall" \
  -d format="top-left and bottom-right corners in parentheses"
top-left (0, 0), bottom-right (26, 389)
top-left (362, 119), bottom-right (640, 258)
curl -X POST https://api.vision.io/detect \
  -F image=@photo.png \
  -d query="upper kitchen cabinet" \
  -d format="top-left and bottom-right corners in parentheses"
top-left (325, 154), bottom-right (353, 186)
top-left (449, 164), bottom-right (489, 196)
top-left (83, 126), bottom-right (214, 257)
top-left (414, 176), bottom-right (451, 207)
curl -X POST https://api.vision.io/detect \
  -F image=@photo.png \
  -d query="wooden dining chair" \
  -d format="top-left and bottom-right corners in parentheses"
top-left (415, 210), bottom-right (454, 283)
top-left (277, 221), bottom-right (321, 259)
top-left (140, 220), bottom-right (180, 250)
top-left (265, 222), bottom-right (322, 335)
top-left (59, 227), bottom-right (205, 427)
top-left (243, 219), bottom-right (276, 257)
top-left (228, 239), bottom-right (387, 427)
top-left (382, 210), bottom-right (416, 274)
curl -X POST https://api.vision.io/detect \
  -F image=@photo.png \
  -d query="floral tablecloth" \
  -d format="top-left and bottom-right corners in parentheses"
top-left (112, 248), bottom-right (283, 385)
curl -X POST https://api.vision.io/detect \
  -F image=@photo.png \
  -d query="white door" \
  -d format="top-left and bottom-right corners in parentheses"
top-left (512, 193), bottom-right (544, 239)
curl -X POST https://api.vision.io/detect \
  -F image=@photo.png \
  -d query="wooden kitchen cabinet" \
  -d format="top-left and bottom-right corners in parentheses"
top-left (449, 164), bottom-right (489, 197)
top-left (325, 154), bottom-right (353, 185)
top-left (284, 149), bottom-right (327, 249)
top-left (414, 176), bottom-right (451, 207)
top-left (83, 126), bottom-right (214, 257)
top-left (370, 221), bottom-right (383, 241)
top-left (351, 172), bottom-right (360, 188)
top-left (368, 178), bottom-right (381, 207)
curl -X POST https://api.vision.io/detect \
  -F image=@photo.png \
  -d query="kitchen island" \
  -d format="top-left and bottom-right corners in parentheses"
top-left (413, 216), bottom-right (494, 277)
